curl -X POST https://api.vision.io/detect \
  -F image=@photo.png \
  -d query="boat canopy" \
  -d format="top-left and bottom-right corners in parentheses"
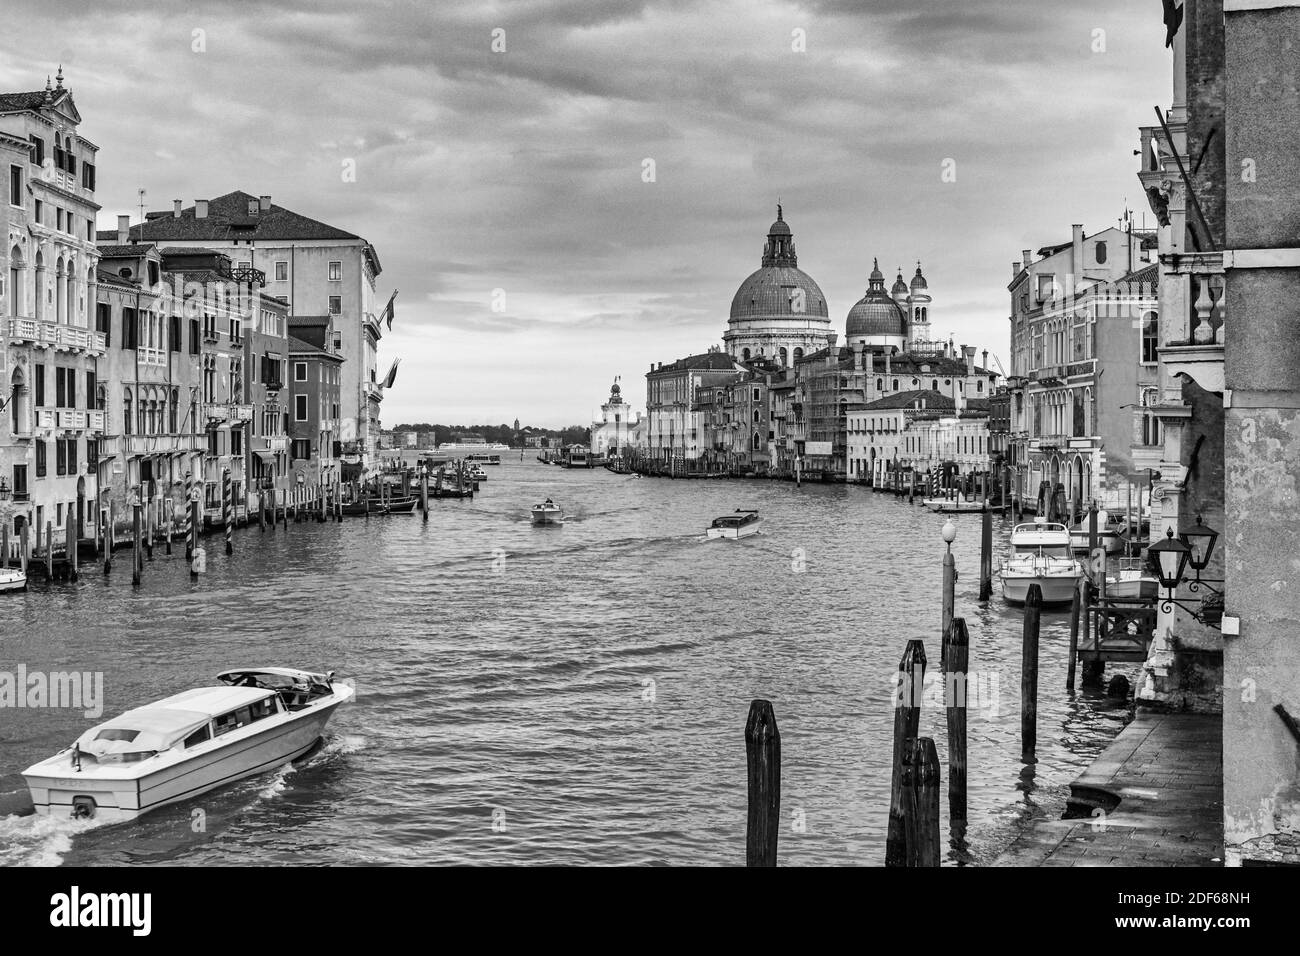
top-left (75, 704), bottom-right (215, 755)
top-left (217, 667), bottom-right (333, 691)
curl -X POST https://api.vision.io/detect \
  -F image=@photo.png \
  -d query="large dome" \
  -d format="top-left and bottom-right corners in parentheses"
top-left (846, 257), bottom-right (907, 339)
top-left (730, 265), bottom-right (829, 320)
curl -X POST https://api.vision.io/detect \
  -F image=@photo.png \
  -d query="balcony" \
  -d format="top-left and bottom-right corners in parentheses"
top-left (123, 434), bottom-right (204, 455)
top-left (229, 403), bottom-right (253, 422)
top-left (202, 403), bottom-right (229, 423)
top-left (137, 346), bottom-right (167, 367)
top-left (268, 437), bottom-right (288, 453)
top-left (6, 317), bottom-right (106, 356)
top-left (1162, 251), bottom-right (1225, 392)
top-left (1032, 434), bottom-right (1071, 451)
top-left (32, 407), bottom-right (105, 432)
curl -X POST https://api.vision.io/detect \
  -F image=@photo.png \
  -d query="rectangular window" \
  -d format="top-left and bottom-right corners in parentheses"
top-left (56, 208), bottom-right (63, 231)
top-left (230, 429), bottom-right (242, 456)
top-left (35, 441), bottom-right (47, 477)
top-left (34, 363), bottom-right (45, 406)
top-left (294, 362), bottom-right (307, 381)
top-left (122, 307), bottom-right (138, 349)
top-left (275, 261), bottom-right (288, 281)
top-left (66, 438), bottom-right (77, 475)
top-left (28, 135), bottom-right (44, 167)
top-left (328, 296), bottom-right (341, 315)
top-left (82, 162), bottom-right (96, 191)
top-left (55, 367), bottom-right (67, 407)
top-left (169, 314), bottom-right (181, 352)
top-left (86, 371), bottom-right (95, 410)
top-left (327, 261), bottom-right (341, 281)
top-left (295, 394), bottom-right (308, 421)
top-left (96, 302), bottom-right (111, 343)
top-left (9, 165), bottom-right (21, 206)
top-left (292, 439), bottom-right (311, 460)
top-left (34, 198), bottom-right (42, 225)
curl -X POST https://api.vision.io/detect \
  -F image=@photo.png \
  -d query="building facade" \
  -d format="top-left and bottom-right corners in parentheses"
top-left (288, 329), bottom-right (343, 489)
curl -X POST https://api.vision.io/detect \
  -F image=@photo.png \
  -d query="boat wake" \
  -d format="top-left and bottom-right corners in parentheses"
top-left (0, 808), bottom-right (105, 867)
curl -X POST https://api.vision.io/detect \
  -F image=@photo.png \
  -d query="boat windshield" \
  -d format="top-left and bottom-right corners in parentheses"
top-left (1014, 544), bottom-right (1072, 558)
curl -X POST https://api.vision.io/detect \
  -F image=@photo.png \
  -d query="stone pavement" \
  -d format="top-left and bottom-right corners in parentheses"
top-left (994, 711), bottom-right (1223, 866)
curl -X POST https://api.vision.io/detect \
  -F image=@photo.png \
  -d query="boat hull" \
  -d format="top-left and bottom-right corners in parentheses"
top-left (706, 523), bottom-right (760, 540)
top-left (999, 573), bottom-right (1082, 605)
top-left (0, 569), bottom-right (27, 592)
top-left (23, 696), bottom-right (348, 824)
top-left (1070, 529), bottom-right (1126, 554)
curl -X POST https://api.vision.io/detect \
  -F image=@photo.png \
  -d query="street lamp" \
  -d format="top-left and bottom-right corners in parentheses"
top-left (1147, 527), bottom-right (1191, 592)
top-left (1148, 522), bottom-right (1223, 626)
top-left (1179, 514), bottom-right (1219, 574)
top-left (941, 519), bottom-right (956, 552)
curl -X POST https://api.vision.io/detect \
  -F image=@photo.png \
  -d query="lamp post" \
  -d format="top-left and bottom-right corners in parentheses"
top-left (1147, 522), bottom-right (1223, 625)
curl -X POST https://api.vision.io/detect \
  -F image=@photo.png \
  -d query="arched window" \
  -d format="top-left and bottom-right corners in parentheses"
top-left (977, 380), bottom-right (984, 393)
top-left (170, 388), bottom-right (179, 432)
top-left (742, 347), bottom-right (751, 361)
top-left (34, 251), bottom-right (44, 320)
top-left (1095, 241), bottom-right (1107, 264)
top-left (752, 409), bottom-right (760, 423)
top-left (892, 378), bottom-right (899, 391)
top-left (10, 368), bottom-right (27, 434)
top-left (123, 387), bottom-right (133, 436)
top-left (779, 347), bottom-right (788, 366)
top-left (1141, 388), bottom-right (1162, 447)
top-left (876, 378), bottom-right (883, 391)
top-left (793, 347), bottom-right (803, 361)
top-left (752, 432), bottom-right (762, 451)
top-left (8, 245), bottom-right (23, 316)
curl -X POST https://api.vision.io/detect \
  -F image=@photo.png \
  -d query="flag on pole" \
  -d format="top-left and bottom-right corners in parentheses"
top-left (379, 290), bottom-right (398, 331)
top-left (382, 357), bottom-right (400, 389)
top-left (1163, 0), bottom-right (1183, 48)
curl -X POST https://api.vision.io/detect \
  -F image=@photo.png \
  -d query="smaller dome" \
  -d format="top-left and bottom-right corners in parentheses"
top-left (911, 264), bottom-right (928, 290)
top-left (611, 381), bottom-right (621, 394)
top-left (891, 270), bottom-right (908, 295)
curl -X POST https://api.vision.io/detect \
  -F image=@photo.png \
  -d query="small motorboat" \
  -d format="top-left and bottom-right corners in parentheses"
top-left (22, 667), bottom-right (352, 824)
top-left (998, 518), bottom-right (1085, 605)
top-left (1069, 510), bottom-right (1127, 555)
top-left (1108, 556), bottom-right (1159, 600)
top-left (922, 496), bottom-right (986, 514)
top-left (1, 566), bottom-right (27, 593)
top-left (707, 509), bottom-right (761, 539)
top-left (384, 498), bottom-right (418, 514)
top-left (532, 498), bottom-right (564, 525)
top-left (468, 465), bottom-right (488, 482)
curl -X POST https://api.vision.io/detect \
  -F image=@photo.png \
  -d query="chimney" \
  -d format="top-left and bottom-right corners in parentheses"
top-left (964, 345), bottom-right (976, 377)
top-left (259, 195), bottom-right (271, 213)
top-left (1072, 223), bottom-right (1084, 270)
top-left (982, 349), bottom-right (989, 374)
top-left (884, 350), bottom-right (892, 379)
top-left (1012, 261), bottom-right (1021, 280)
top-left (116, 214), bottom-right (129, 244)
top-left (173, 199), bottom-right (182, 218)
top-left (1021, 249), bottom-right (1032, 269)
top-left (195, 199), bottom-right (209, 219)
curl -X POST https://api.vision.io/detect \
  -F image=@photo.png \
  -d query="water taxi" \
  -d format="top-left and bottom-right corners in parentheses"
top-left (707, 509), bottom-right (761, 540)
top-left (998, 519), bottom-right (1085, 604)
top-left (531, 498), bottom-right (564, 525)
top-left (22, 668), bottom-right (352, 824)
top-left (1, 566), bottom-right (27, 593)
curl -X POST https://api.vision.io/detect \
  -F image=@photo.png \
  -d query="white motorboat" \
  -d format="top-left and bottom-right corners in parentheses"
top-left (922, 497), bottom-right (986, 514)
top-left (707, 509), bottom-right (761, 539)
top-left (1108, 556), bottom-right (1159, 600)
top-left (0, 566), bottom-right (27, 592)
top-left (531, 498), bottom-right (564, 525)
top-left (468, 465), bottom-right (488, 482)
top-left (1069, 510), bottom-right (1128, 555)
top-left (22, 667), bottom-right (352, 824)
top-left (999, 519), bottom-right (1085, 605)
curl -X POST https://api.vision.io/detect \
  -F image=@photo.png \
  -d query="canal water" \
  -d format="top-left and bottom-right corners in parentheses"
top-left (0, 458), bottom-right (1134, 866)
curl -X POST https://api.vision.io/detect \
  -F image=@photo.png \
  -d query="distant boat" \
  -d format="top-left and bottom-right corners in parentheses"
top-left (1, 567), bottom-right (27, 593)
top-left (531, 499), bottom-right (564, 525)
top-left (707, 509), bottom-right (761, 540)
top-left (1108, 556), bottom-right (1159, 600)
top-left (468, 465), bottom-right (488, 482)
top-left (922, 496), bottom-right (986, 513)
top-left (384, 498), bottom-right (418, 514)
top-left (1069, 510), bottom-right (1128, 554)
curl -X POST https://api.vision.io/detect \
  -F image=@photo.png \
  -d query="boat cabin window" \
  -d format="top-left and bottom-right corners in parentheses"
top-left (213, 696), bottom-right (277, 737)
top-left (184, 725), bottom-right (212, 748)
top-left (95, 728), bottom-right (140, 743)
top-left (1015, 544), bottom-right (1071, 558)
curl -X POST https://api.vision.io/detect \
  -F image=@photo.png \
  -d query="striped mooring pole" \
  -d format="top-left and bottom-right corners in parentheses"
top-left (184, 473), bottom-right (193, 561)
top-left (223, 468), bottom-right (233, 555)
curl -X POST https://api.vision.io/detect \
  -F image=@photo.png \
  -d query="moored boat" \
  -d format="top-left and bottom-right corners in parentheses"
top-left (922, 496), bottom-right (986, 513)
top-left (1, 566), bottom-right (27, 593)
top-left (531, 498), bottom-right (564, 525)
top-left (1108, 556), bottom-right (1159, 600)
top-left (1069, 510), bottom-right (1128, 554)
top-left (707, 509), bottom-right (761, 539)
top-left (22, 667), bottom-right (352, 824)
top-left (998, 519), bottom-right (1085, 604)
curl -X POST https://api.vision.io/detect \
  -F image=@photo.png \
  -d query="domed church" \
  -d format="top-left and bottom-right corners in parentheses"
top-left (723, 205), bottom-right (833, 366)
top-left (845, 260), bottom-right (934, 354)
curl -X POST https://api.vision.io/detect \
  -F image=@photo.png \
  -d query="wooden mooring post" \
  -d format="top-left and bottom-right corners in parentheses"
top-left (421, 469), bottom-right (429, 522)
top-left (21, 520), bottom-right (29, 574)
top-left (1067, 575), bottom-right (1083, 691)
top-left (65, 504), bottom-right (78, 582)
top-left (165, 498), bottom-right (173, 555)
top-left (223, 468), bottom-right (233, 555)
top-left (886, 639), bottom-right (926, 866)
top-left (183, 475), bottom-right (193, 560)
top-left (1021, 583), bottom-right (1042, 763)
top-left (902, 736), bottom-right (941, 867)
top-left (145, 497), bottom-right (155, 561)
top-left (978, 507), bottom-right (992, 603)
top-left (131, 503), bottom-right (142, 587)
top-left (945, 617), bottom-right (969, 824)
top-left (189, 499), bottom-right (200, 580)
top-left (744, 698), bottom-right (781, 867)
top-left (45, 521), bottom-right (53, 579)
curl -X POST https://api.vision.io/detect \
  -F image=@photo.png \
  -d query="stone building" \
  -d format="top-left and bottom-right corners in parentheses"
top-left (288, 324), bottom-right (343, 490)
top-left (0, 72), bottom-right (105, 549)
top-left (590, 378), bottom-right (642, 458)
top-left (108, 191), bottom-right (391, 478)
top-left (644, 350), bottom-right (742, 467)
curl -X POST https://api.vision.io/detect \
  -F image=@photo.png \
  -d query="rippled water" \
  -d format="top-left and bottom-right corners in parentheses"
top-left (0, 458), bottom-right (1133, 865)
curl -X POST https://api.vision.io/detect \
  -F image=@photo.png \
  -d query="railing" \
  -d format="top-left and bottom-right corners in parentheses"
top-left (202, 402), bottom-right (228, 423)
top-left (6, 317), bottom-right (106, 355)
top-left (228, 403), bottom-right (253, 422)
top-left (137, 346), bottom-right (167, 367)
top-left (1174, 252), bottom-right (1226, 346)
top-left (97, 436), bottom-right (122, 458)
top-left (123, 434), bottom-right (204, 455)
top-left (33, 407), bottom-right (103, 431)
top-left (268, 437), bottom-right (288, 453)
top-left (1033, 434), bottom-right (1071, 449)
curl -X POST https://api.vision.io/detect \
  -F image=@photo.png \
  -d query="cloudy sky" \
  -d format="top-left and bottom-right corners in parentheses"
top-left (3, 0), bottom-right (1172, 428)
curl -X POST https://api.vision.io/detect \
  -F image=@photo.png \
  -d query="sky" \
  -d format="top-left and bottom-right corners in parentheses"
top-left (2, 0), bottom-right (1173, 428)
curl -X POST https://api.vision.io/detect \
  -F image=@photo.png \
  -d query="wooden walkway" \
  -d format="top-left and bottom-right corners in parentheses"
top-left (994, 711), bottom-right (1223, 866)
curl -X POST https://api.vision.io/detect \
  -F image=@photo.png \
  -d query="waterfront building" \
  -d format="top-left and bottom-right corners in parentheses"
top-left (723, 206), bottom-right (832, 365)
top-left (288, 324), bottom-right (344, 489)
top-left (644, 350), bottom-right (743, 467)
top-left (0, 72), bottom-right (105, 547)
top-left (1004, 224), bottom-right (1157, 515)
top-left (590, 378), bottom-right (643, 459)
top-left (108, 191), bottom-right (391, 479)
top-left (846, 391), bottom-right (954, 483)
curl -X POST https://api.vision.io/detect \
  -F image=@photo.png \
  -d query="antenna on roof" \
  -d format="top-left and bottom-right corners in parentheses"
top-left (137, 188), bottom-right (146, 227)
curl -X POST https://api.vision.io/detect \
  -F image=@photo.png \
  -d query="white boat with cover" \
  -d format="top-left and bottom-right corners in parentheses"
top-left (1069, 509), bottom-right (1127, 555)
top-left (22, 667), bottom-right (352, 824)
top-left (0, 566), bottom-right (27, 593)
top-left (998, 519), bottom-right (1085, 605)
top-left (707, 509), bottom-right (761, 539)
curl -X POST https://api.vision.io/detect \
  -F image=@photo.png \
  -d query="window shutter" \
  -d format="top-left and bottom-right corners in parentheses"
top-left (35, 364), bottom-right (44, 406)
top-left (86, 371), bottom-right (96, 409)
